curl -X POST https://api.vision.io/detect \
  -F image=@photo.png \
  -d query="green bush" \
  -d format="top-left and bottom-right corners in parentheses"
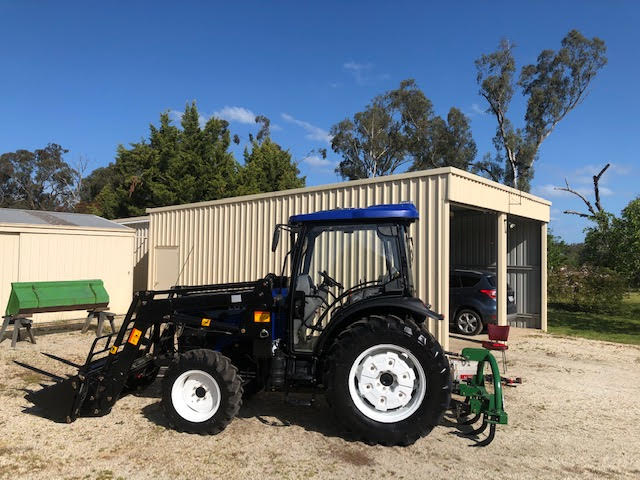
top-left (548, 265), bottom-right (626, 313)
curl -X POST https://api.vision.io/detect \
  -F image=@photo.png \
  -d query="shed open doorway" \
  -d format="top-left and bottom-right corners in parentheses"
top-left (449, 204), bottom-right (543, 333)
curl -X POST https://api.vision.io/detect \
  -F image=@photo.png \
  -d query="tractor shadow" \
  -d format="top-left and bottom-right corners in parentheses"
top-left (236, 392), bottom-right (346, 439)
top-left (140, 386), bottom-right (472, 444)
top-left (139, 387), bottom-right (351, 441)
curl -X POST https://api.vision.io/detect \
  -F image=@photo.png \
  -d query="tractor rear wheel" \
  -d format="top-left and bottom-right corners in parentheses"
top-left (161, 349), bottom-right (243, 434)
top-left (325, 314), bottom-right (451, 446)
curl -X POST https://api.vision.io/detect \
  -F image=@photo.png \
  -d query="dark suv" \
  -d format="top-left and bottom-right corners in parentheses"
top-left (450, 269), bottom-right (517, 335)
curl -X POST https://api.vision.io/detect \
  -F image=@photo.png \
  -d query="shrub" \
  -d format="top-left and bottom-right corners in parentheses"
top-left (548, 265), bottom-right (626, 313)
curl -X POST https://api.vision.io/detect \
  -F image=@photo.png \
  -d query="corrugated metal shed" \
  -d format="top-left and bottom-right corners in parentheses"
top-left (0, 209), bottom-right (135, 322)
top-left (143, 167), bottom-right (551, 350)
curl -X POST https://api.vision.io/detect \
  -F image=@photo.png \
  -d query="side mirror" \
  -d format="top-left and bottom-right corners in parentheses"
top-left (271, 227), bottom-right (281, 252)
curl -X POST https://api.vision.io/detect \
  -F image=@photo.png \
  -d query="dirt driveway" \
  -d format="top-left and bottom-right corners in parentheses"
top-left (1, 327), bottom-right (639, 480)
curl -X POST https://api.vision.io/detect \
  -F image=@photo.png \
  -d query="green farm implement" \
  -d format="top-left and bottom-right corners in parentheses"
top-left (448, 348), bottom-right (508, 446)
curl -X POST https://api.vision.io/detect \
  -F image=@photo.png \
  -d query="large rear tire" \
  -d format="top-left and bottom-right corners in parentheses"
top-left (325, 314), bottom-right (451, 446)
top-left (161, 349), bottom-right (243, 434)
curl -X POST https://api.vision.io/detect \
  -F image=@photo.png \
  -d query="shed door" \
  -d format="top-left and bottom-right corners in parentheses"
top-left (0, 233), bottom-right (20, 314)
top-left (154, 247), bottom-right (180, 289)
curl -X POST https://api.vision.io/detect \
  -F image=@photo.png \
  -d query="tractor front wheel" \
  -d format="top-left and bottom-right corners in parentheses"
top-left (161, 349), bottom-right (243, 434)
top-left (325, 315), bottom-right (451, 446)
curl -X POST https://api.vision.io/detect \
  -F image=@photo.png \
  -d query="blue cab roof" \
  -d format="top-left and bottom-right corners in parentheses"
top-left (290, 203), bottom-right (419, 223)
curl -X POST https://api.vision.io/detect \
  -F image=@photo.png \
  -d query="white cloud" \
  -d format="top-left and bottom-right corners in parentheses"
top-left (303, 155), bottom-right (335, 168)
top-left (343, 61), bottom-right (388, 85)
top-left (599, 186), bottom-right (613, 196)
top-left (610, 163), bottom-right (633, 175)
top-left (213, 106), bottom-right (256, 124)
top-left (533, 184), bottom-right (592, 198)
top-left (574, 164), bottom-right (603, 176)
top-left (470, 103), bottom-right (486, 116)
top-left (574, 163), bottom-right (632, 178)
top-left (281, 113), bottom-right (332, 144)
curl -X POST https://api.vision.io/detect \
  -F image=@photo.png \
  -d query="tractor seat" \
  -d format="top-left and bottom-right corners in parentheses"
top-left (295, 274), bottom-right (328, 325)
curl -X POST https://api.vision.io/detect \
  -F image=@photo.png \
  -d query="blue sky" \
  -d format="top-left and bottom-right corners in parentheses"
top-left (1, 1), bottom-right (638, 242)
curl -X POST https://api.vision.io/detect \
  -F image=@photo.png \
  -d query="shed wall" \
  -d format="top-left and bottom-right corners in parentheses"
top-left (0, 226), bottom-right (134, 322)
top-left (149, 174), bottom-right (451, 348)
top-left (115, 218), bottom-right (149, 292)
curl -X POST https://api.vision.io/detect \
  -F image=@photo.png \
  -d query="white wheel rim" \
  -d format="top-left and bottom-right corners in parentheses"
top-left (171, 370), bottom-right (221, 423)
top-left (348, 344), bottom-right (427, 423)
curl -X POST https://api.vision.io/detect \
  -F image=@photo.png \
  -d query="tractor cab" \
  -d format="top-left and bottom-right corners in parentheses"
top-left (271, 204), bottom-right (427, 353)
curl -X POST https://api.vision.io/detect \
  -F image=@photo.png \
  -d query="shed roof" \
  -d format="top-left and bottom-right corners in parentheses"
top-left (145, 167), bottom-right (551, 222)
top-left (113, 215), bottom-right (149, 225)
top-left (0, 208), bottom-right (130, 230)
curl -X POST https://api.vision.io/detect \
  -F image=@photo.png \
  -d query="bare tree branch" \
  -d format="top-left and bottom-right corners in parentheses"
top-left (558, 177), bottom-right (596, 212)
top-left (593, 163), bottom-right (610, 213)
top-left (563, 209), bottom-right (593, 218)
top-left (557, 163), bottom-right (610, 220)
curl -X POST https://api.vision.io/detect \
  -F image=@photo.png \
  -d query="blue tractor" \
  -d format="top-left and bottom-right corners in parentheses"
top-left (26, 204), bottom-right (452, 446)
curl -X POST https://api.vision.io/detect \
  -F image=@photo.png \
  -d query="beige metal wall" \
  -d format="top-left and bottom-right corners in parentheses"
top-left (115, 217), bottom-right (149, 292)
top-left (0, 233), bottom-right (20, 319)
top-left (0, 224), bottom-right (135, 322)
top-left (148, 173), bottom-right (451, 348)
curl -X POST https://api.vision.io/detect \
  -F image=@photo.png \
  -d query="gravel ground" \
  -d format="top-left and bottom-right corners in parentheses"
top-left (1, 327), bottom-right (639, 480)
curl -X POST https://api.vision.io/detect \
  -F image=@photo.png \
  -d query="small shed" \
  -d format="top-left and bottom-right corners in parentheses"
top-left (0, 209), bottom-right (135, 322)
top-left (138, 167), bottom-right (550, 351)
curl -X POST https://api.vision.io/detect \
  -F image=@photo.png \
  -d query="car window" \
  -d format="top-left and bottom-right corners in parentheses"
top-left (487, 275), bottom-right (496, 287)
top-left (460, 274), bottom-right (480, 288)
top-left (450, 274), bottom-right (461, 288)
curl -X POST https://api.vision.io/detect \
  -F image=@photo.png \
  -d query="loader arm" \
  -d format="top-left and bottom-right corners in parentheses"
top-left (27, 278), bottom-right (274, 423)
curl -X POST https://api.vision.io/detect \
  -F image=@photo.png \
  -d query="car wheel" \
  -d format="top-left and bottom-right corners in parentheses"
top-left (455, 309), bottom-right (483, 336)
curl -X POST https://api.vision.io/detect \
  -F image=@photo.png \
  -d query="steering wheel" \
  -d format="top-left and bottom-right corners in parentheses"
top-left (318, 270), bottom-right (343, 290)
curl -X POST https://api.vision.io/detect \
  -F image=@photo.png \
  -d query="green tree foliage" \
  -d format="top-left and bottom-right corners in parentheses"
top-left (330, 79), bottom-right (476, 180)
top-left (582, 198), bottom-right (640, 287)
top-left (84, 102), bottom-right (240, 218)
top-left (238, 138), bottom-right (305, 195)
top-left (0, 143), bottom-right (78, 211)
top-left (548, 264), bottom-right (625, 313)
top-left (475, 30), bottom-right (607, 191)
top-left (331, 95), bottom-right (405, 179)
top-left (547, 231), bottom-right (583, 272)
top-left (82, 104), bottom-right (305, 218)
top-left (548, 232), bottom-right (570, 272)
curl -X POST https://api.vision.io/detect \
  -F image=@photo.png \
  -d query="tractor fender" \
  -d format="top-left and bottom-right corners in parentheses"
top-left (314, 296), bottom-right (442, 359)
